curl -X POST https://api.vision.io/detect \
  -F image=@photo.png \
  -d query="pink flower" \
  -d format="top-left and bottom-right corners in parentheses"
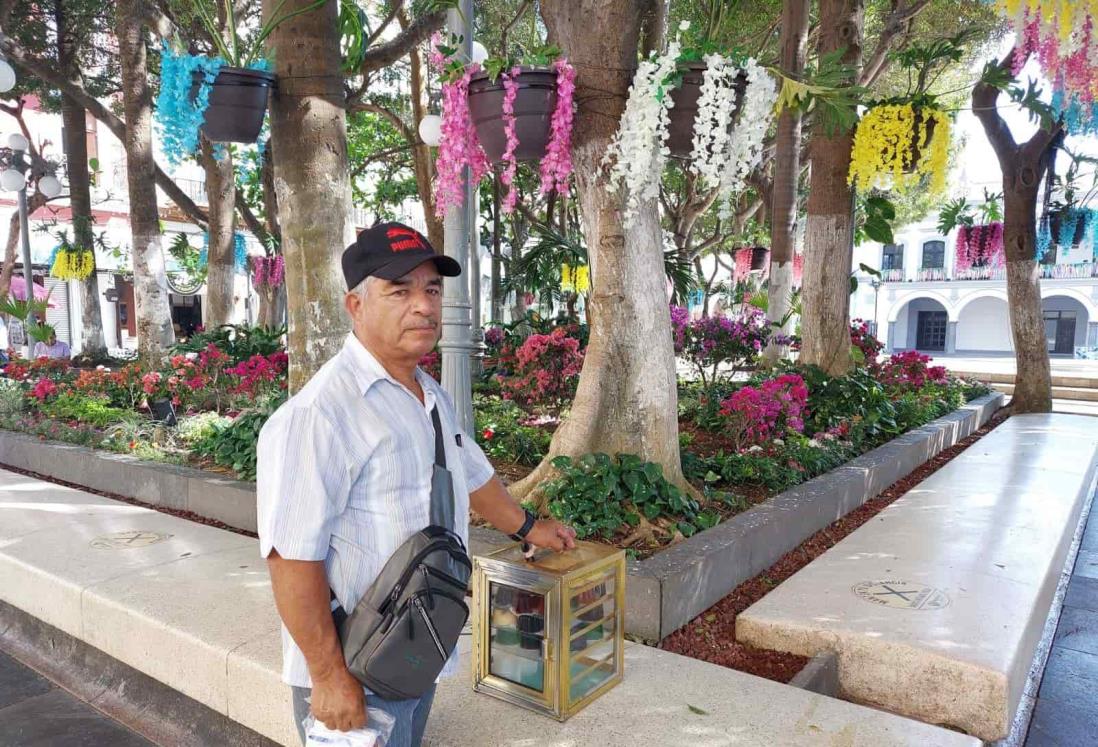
top-left (500, 67), bottom-right (522, 214)
top-left (31, 378), bottom-right (57, 401)
top-left (539, 59), bottom-right (576, 197)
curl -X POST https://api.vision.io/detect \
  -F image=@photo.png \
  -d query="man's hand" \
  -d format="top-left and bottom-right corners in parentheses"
top-left (526, 519), bottom-right (577, 552)
top-left (310, 666), bottom-right (366, 732)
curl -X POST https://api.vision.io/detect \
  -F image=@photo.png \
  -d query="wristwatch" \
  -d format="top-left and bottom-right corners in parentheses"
top-left (509, 508), bottom-right (537, 542)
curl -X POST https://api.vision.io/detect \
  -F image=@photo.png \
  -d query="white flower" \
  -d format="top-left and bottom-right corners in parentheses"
top-left (679, 20), bottom-right (691, 31)
top-left (773, 438), bottom-right (785, 446)
top-left (185, 352), bottom-right (198, 361)
top-left (808, 439), bottom-right (822, 448)
top-left (715, 59), bottom-right (778, 219)
top-left (690, 54), bottom-right (738, 190)
top-left (747, 445), bottom-right (763, 453)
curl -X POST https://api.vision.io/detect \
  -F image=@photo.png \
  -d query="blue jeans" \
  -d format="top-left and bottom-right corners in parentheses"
top-left (292, 684), bottom-right (437, 747)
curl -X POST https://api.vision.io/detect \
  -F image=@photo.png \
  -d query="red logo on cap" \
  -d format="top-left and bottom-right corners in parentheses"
top-left (387, 227), bottom-right (428, 252)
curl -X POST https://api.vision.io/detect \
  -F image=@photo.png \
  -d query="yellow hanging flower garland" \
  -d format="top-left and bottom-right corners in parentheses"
top-left (50, 248), bottom-right (95, 281)
top-left (848, 103), bottom-right (950, 196)
top-left (560, 263), bottom-right (589, 294)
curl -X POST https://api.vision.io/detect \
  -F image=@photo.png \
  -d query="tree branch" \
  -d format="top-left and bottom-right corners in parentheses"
top-left (972, 51), bottom-right (1019, 164)
top-left (350, 101), bottom-right (417, 145)
top-left (358, 9), bottom-right (445, 76)
top-left (859, 0), bottom-right (931, 88)
top-left (366, 0), bottom-right (403, 48)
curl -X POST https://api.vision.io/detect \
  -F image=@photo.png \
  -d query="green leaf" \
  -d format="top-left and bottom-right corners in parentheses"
top-left (688, 705), bottom-right (710, 716)
top-left (849, 275), bottom-right (859, 294)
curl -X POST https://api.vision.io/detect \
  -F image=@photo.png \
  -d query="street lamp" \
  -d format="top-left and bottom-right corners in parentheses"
top-left (2, 132), bottom-right (64, 357)
top-left (870, 278), bottom-right (882, 337)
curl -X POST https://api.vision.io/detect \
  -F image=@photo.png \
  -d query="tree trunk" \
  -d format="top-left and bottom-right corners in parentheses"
top-left (763, 0), bottom-right (810, 365)
top-left (116, 0), bottom-right (174, 361)
top-left (510, 0), bottom-right (692, 501)
top-left (973, 52), bottom-right (1056, 413)
top-left (404, 13), bottom-right (444, 249)
top-left (800, 0), bottom-right (863, 375)
top-left (56, 0), bottom-right (108, 359)
top-left (264, 0), bottom-right (352, 392)
top-left (200, 136), bottom-right (237, 328)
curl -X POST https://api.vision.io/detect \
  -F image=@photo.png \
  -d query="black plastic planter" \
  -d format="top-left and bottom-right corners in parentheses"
top-left (467, 66), bottom-right (557, 164)
top-left (666, 62), bottom-right (747, 159)
top-left (750, 246), bottom-right (769, 271)
top-left (150, 399), bottom-right (177, 427)
top-left (190, 67), bottom-right (276, 143)
top-left (1048, 209), bottom-right (1087, 247)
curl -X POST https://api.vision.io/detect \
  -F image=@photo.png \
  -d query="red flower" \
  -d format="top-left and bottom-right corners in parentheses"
top-left (482, 427), bottom-right (495, 440)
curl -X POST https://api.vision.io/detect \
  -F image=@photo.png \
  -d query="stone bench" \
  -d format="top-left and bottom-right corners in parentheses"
top-left (737, 414), bottom-right (1098, 742)
top-left (0, 468), bottom-right (978, 746)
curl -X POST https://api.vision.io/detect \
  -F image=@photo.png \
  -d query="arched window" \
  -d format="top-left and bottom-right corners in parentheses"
top-left (882, 244), bottom-right (904, 270)
top-left (922, 240), bottom-right (945, 269)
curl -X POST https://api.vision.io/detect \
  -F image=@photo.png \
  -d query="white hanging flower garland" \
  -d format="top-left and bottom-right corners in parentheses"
top-left (605, 45), bottom-right (777, 226)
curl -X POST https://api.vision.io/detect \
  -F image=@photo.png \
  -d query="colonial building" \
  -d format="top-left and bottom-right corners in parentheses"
top-left (851, 218), bottom-right (1098, 358)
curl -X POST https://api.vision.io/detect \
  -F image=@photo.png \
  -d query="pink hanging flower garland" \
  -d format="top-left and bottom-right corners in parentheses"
top-left (539, 58), bottom-right (576, 198)
top-left (954, 223), bottom-right (1004, 273)
top-left (428, 34), bottom-right (576, 216)
top-left (500, 66), bottom-right (522, 213)
top-left (251, 255), bottom-right (285, 288)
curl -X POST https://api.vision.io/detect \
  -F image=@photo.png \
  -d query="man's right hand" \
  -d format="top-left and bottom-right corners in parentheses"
top-left (310, 667), bottom-right (366, 732)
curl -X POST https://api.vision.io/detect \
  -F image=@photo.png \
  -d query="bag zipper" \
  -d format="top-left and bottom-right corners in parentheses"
top-left (413, 596), bottom-right (448, 661)
top-left (423, 563), bottom-right (469, 593)
top-left (383, 540), bottom-right (471, 613)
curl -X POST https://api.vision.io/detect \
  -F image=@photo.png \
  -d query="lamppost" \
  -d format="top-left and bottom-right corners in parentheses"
top-left (2, 132), bottom-right (63, 357)
top-left (870, 278), bottom-right (882, 337)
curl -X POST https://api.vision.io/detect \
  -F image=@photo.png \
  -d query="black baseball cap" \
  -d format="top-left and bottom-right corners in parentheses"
top-left (342, 222), bottom-right (461, 290)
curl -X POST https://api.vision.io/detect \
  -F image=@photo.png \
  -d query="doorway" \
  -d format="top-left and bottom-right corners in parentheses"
top-left (916, 310), bottom-right (948, 351)
top-left (1044, 310), bottom-right (1077, 355)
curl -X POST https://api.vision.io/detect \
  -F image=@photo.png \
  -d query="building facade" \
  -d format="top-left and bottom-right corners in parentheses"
top-left (850, 218), bottom-right (1098, 358)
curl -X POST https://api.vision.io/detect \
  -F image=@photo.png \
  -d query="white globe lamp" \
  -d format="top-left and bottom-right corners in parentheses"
top-left (471, 41), bottom-right (489, 65)
top-left (0, 59), bottom-right (15, 94)
top-left (0, 168), bottom-right (24, 192)
top-left (37, 174), bottom-right (62, 198)
top-left (7, 132), bottom-right (28, 151)
top-left (418, 114), bottom-right (442, 147)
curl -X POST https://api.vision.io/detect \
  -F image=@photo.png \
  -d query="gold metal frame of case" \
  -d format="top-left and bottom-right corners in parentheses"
top-left (471, 541), bottom-right (625, 721)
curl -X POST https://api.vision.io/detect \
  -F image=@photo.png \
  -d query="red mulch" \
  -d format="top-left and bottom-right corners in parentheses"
top-left (0, 462), bottom-right (258, 539)
top-left (659, 408), bottom-right (1011, 684)
top-left (678, 421), bottom-right (730, 458)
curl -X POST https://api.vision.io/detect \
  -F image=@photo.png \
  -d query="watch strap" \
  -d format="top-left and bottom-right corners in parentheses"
top-left (509, 508), bottom-right (537, 542)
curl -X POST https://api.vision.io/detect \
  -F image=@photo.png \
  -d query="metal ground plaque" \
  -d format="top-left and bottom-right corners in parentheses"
top-left (91, 531), bottom-right (173, 550)
top-left (852, 580), bottom-right (949, 610)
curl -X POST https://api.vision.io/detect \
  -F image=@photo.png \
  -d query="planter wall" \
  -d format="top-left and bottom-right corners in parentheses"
top-left (0, 392), bottom-right (1003, 641)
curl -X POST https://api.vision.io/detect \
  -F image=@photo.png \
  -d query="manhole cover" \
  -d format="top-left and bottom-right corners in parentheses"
top-left (852, 581), bottom-right (949, 610)
top-left (90, 530), bottom-right (173, 550)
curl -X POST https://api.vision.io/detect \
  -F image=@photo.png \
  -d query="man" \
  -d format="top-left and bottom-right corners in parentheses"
top-left (257, 222), bottom-right (576, 747)
top-left (32, 329), bottom-right (70, 360)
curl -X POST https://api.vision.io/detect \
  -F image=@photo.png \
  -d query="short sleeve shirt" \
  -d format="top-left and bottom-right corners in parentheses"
top-left (256, 334), bottom-right (495, 687)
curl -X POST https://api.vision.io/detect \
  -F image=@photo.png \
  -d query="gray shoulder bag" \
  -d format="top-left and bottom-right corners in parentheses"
top-left (333, 405), bottom-right (471, 700)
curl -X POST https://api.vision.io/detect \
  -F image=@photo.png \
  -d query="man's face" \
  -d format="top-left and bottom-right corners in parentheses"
top-left (47, 332), bottom-right (56, 346)
top-left (346, 262), bottom-right (443, 362)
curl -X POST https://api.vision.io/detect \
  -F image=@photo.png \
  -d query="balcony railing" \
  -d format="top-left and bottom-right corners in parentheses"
top-left (1039, 261), bottom-right (1098, 279)
top-left (916, 267), bottom-right (946, 281)
top-left (953, 266), bottom-right (1006, 281)
top-left (881, 268), bottom-right (905, 282)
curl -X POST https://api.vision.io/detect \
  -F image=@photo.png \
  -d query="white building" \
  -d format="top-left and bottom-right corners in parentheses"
top-left (850, 218), bottom-right (1098, 358)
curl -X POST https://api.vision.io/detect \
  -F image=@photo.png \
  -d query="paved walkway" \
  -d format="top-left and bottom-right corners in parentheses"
top-left (1026, 491), bottom-right (1098, 746)
top-left (0, 649), bottom-right (152, 746)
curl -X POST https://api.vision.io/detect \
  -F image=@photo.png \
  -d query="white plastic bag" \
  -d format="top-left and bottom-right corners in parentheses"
top-left (302, 708), bottom-right (396, 747)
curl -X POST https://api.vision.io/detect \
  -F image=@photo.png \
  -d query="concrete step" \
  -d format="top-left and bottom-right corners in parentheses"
top-left (736, 414), bottom-right (1098, 742)
top-left (0, 469), bottom-right (979, 747)
top-left (992, 382), bottom-right (1098, 402)
top-left (954, 370), bottom-right (1098, 390)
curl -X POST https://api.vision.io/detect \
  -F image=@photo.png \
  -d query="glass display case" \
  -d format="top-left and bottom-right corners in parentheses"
top-left (471, 541), bottom-right (625, 720)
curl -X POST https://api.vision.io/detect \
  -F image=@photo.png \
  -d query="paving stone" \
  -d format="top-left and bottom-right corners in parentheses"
top-left (0, 651), bottom-right (52, 710)
top-left (1064, 576), bottom-right (1098, 613)
top-left (1036, 645), bottom-right (1098, 705)
top-left (1025, 697), bottom-right (1098, 747)
top-left (0, 688), bottom-right (152, 746)
top-left (1053, 605), bottom-right (1098, 657)
top-left (1074, 549), bottom-right (1098, 581)
top-left (1082, 514), bottom-right (1098, 551)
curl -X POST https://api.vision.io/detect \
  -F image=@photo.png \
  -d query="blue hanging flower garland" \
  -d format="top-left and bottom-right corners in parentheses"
top-left (1036, 218), bottom-right (1052, 262)
top-left (156, 45), bottom-right (225, 168)
top-left (200, 231), bottom-right (248, 274)
top-left (1058, 207), bottom-right (1081, 248)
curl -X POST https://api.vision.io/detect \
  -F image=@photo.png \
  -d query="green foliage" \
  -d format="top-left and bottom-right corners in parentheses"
top-left (678, 379), bottom-right (740, 431)
top-left (167, 232), bottom-right (208, 287)
top-left (978, 61), bottom-right (1058, 128)
top-left (936, 189), bottom-right (1003, 234)
top-left (176, 411), bottom-right (233, 446)
top-left (172, 0), bottom-right (327, 68)
top-left (855, 194), bottom-right (897, 246)
top-left (543, 453), bottom-right (708, 541)
top-left (192, 394), bottom-right (284, 481)
top-left (473, 396), bottom-right (551, 467)
top-left (0, 380), bottom-right (25, 416)
top-left (40, 393), bottom-right (128, 428)
top-left (171, 324), bottom-right (285, 364)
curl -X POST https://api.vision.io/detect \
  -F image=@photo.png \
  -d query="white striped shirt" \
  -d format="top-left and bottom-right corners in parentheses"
top-left (257, 333), bottom-right (494, 688)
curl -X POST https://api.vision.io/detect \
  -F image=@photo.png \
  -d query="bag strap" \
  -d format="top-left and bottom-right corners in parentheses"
top-left (431, 405), bottom-right (447, 469)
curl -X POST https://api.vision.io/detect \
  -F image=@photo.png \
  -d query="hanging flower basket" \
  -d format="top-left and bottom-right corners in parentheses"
top-left (468, 66), bottom-right (557, 163)
top-left (606, 43), bottom-right (777, 225)
top-left (954, 222), bottom-right (1004, 274)
top-left (50, 247), bottom-right (94, 281)
top-left (750, 246), bottom-right (769, 271)
top-left (430, 34), bottom-right (576, 217)
top-left (848, 103), bottom-right (950, 195)
top-left (1048, 207), bottom-right (1092, 248)
top-left (188, 67), bottom-right (276, 143)
top-left (666, 62), bottom-right (747, 159)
